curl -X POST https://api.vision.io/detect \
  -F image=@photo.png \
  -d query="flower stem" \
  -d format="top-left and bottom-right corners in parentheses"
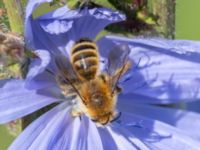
top-left (149, 0), bottom-right (175, 39)
top-left (2, 0), bottom-right (24, 34)
top-left (2, 0), bottom-right (24, 138)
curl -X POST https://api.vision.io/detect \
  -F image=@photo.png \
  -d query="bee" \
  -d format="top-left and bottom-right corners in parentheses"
top-left (55, 38), bottom-right (131, 125)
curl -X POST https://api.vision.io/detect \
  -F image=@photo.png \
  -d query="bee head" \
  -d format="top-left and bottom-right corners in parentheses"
top-left (91, 111), bottom-right (114, 125)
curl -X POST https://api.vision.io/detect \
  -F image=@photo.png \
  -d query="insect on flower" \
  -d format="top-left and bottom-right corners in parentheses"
top-left (1, 0), bottom-right (200, 149)
top-left (55, 38), bottom-right (132, 125)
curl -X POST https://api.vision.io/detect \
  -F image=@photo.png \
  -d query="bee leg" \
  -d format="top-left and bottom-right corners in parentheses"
top-left (71, 102), bottom-right (83, 118)
top-left (71, 108), bottom-right (82, 117)
top-left (99, 74), bottom-right (108, 83)
top-left (111, 112), bottom-right (122, 123)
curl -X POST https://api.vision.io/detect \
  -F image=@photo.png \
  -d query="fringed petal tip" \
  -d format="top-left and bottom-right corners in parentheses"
top-left (25, 0), bottom-right (125, 21)
top-left (39, 20), bottom-right (73, 35)
top-left (25, 49), bottom-right (56, 90)
top-left (25, 1), bottom-right (125, 54)
top-left (38, 7), bottom-right (125, 37)
top-left (38, 6), bottom-right (126, 22)
top-left (87, 7), bottom-right (125, 22)
top-left (25, 0), bottom-right (53, 19)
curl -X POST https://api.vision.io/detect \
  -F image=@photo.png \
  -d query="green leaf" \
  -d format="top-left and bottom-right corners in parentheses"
top-left (0, 125), bottom-right (15, 150)
top-left (2, 0), bottom-right (23, 34)
top-left (66, 0), bottom-right (116, 10)
top-left (33, 2), bottom-right (64, 18)
top-left (66, 0), bottom-right (77, 8)
top-left (94, 0), bottom-right (116, 9)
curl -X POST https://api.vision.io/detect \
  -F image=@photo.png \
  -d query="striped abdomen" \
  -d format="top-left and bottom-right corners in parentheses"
top-left (71, 39), bottom-right (99, 80)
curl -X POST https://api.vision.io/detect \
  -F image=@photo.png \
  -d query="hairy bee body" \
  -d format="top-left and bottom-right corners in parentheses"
top-left (56, 38), bottom-right (131, 125)
top-left (78, 75), bottom-right (118, 124)
top-left (71, 39), bottom-right (99, 80)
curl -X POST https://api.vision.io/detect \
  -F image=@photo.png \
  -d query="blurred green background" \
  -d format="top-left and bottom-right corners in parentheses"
top-left (0, 125), bottom-right (14, 149)
top-left (176, 0), bottom-right (200, 40)
top-left (0, 0), bottom-right (200, 149)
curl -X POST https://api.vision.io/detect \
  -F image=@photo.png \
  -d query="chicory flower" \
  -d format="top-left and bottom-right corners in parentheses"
top-left (1, 0), bottom-right (200, 149)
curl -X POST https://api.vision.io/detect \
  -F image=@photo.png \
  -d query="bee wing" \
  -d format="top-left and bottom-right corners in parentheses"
top-left (54, 55), bottom-right (77, 81)
top-left (54, 55), bottom-right (79, 93)
top-left (107, 44), bottom-right (131, 76)
top-left (107, 44), bottom-right (132, 93)
top-left (54, 55), bottom-right (86, 102)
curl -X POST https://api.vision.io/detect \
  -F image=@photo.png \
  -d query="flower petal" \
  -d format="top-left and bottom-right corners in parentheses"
top-left (105, 126), bottom-right (148, 150)
top-left (84, 117), bottom-right (103, 150)
top-left (98, 36), bottom-right (200, 104)
top-left (8, 102), bottom-right (69, 150)
top-left (58, 117), bottom-right (85, 150)
top-left (65, 117), bottom-right (85, 150)
top-left (118, 99), bottom-right (200, 140)
top-left (25, 0), bottom-right (53, 19)
top-left (104, 126), bottom-right (137, 149)
top-left (25, 0), bottom-right (125, 54)
top-left (25, 0), bottom-right (53, 49)
top-left (52, 115), bottom-right (76, 150)
top-left (25, 50), bottom-right (56, 90)
top-left (39, 7), bottom-right (125, 38)
top-left (114, 112), bottom-right (200, 150)
top-left (98, 126), bottom-right (118, 149)
top-left (28, 105), bottom-right (70, 150)
top-left (107, 125), bottom-right (149, 150)
top-left (0, 79), bottom-right (59, 124)
top-left (62, 116), bottom-right (103, 150)
top-left (186, 101), bottom-right (200, 113)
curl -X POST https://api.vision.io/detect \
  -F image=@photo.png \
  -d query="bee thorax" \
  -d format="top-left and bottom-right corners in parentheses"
top-left (92, 98), bottom-right (103, 106)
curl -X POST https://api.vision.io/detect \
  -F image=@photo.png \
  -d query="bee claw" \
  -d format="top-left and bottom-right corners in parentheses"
top-left (71, 109), bottom-right (82, 117)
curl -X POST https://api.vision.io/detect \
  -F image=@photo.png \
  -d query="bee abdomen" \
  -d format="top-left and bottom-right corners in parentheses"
top-left (71, 41), bottom-right (99, 80)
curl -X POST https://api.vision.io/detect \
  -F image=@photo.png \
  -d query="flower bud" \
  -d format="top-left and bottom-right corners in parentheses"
top-left (0, 32), bottom-right (24, 66)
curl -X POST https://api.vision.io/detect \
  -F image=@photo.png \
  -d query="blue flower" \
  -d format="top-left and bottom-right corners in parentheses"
top-left (1, 0), bottom-right (200, 149)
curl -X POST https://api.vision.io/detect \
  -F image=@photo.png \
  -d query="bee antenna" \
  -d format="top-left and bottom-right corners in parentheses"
top-left (110, 112), bottom-right (122, 123)
top-left (102, 117), bottom-right (110, 125)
